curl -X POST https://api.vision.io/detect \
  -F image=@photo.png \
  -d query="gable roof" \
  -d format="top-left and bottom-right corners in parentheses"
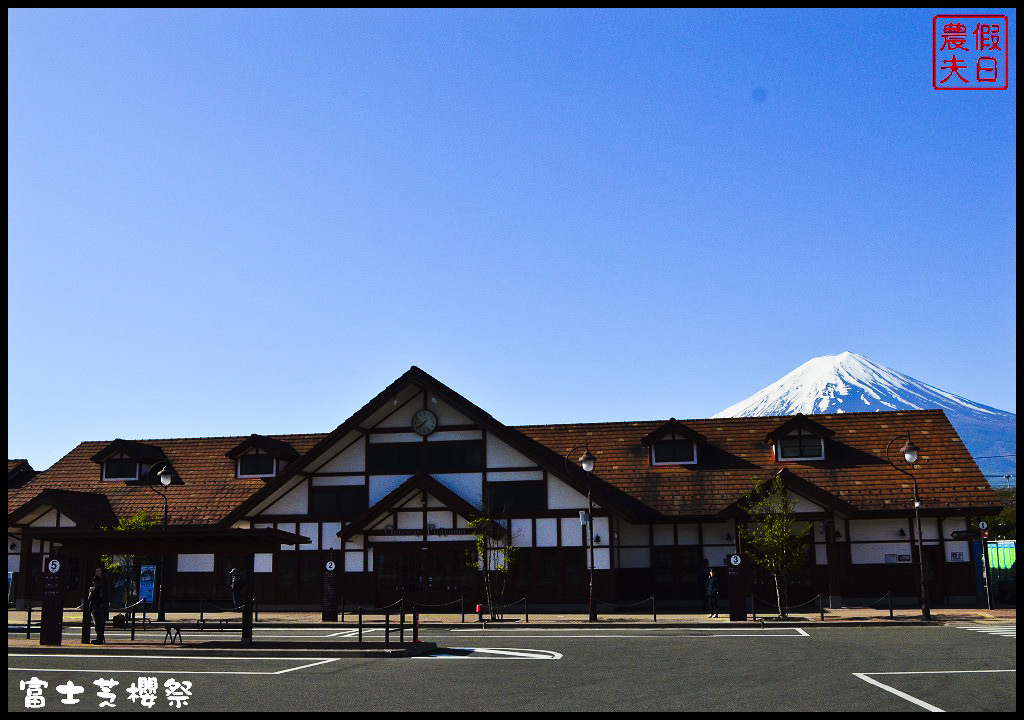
top-left (89, 439), bottom-right (167, 464)
top-left (8, 459), bottom-right (37, 489)
top-left (225, 434), bottom-right (300, 461)
top-left (229, 367), bottom-right (651, 524)
top-left (336, 473), bottom-right (500, 543)
top-left (8, 488), bottom-right (118, 529)
top-left (640, 418), bottom-right (708, 447)
top-left (763, 413), bottom-right (836, 443)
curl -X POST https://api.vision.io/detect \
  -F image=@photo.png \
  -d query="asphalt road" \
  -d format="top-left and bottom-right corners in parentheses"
top-left (9, 625), bottom-right (1016, 712)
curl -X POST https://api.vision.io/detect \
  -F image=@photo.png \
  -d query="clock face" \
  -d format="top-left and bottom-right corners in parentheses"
top-left (411, 409), bottom-right (438, 436)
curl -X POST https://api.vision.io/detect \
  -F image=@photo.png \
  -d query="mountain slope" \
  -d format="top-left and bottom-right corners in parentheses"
top-left (713, 352), bottom-right (1016, 483)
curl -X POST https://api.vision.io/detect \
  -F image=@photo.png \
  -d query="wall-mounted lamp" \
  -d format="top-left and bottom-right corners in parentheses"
top-left (594, 534), bottom-right (601, 544)
top-left (725, 533), bottom-right (732, 542)
top-left (899, 528), bottom-right (907, 538)
top-left (817, 522), bottom-right (826, 535)
top-left (835, 529), bottom-right (842, 540)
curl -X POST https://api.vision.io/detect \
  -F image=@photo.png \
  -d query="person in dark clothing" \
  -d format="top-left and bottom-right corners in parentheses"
top-left (705, 569), bottom-right (720, 618)
top-left (229, 568), bottom-right (242, 608)
top-left (88, 576), bottom-right (108, 644)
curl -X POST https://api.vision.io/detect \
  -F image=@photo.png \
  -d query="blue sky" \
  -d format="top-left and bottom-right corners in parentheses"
top-left (8, 9), bottom-right (1017, 470)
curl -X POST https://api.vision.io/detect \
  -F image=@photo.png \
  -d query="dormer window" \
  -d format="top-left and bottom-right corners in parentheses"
top-left (103, 457), bottom-right (139, 481)
top-left (651, 432), bottom-right (697, 465)
top-left (227, 434), bottom-right (298, 479)
top-left (238, 453), bottom-right (276, 478)
top-left (91, 439), bottom-right (166, 483)
top-left (642, 420), bottom-right (706, 467)
top-left (778, 428), bottom-right (825, 460)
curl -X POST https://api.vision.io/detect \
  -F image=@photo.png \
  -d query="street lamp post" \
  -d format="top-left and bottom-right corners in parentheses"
top-left (885, 434), bottom-right (930, 621)
top-left (565, 445), bottom-right (598, 622)
top-left (147, 462), bottom-right (174, 622)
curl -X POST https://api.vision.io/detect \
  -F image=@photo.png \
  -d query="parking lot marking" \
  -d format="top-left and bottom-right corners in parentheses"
top-left (443, 628), bottom-right (809, 639)
top-left (8, 654), bottom-right (341, 676)
top-left (853, 670), bottom-right (1016, 713)
top-left (414, 647), bottom-right (562, 660)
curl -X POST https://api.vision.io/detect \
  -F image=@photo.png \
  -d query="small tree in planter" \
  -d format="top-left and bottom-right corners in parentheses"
top-left (100, 510), bottom-right (159, 606)
top-left (466, 515), bottom-right (517, 621)
top-left (738, 472), bottom-right (811, 618)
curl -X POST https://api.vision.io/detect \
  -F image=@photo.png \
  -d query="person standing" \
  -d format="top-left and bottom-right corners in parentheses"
top-left (88, 576), bottom-right (108, 644)
top-left (705, 569), bottom-right (720, 618)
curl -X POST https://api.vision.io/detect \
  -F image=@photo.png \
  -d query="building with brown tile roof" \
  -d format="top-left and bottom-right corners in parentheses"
top-left (7, 368), bottom-right (1000, 611)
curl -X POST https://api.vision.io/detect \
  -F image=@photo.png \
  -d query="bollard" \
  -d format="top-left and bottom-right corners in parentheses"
top-left (385, 613), bottom-right (391, 648)
top-left (358, 610), bottom-right (363, 644)
top-left (819, 594), bottom-right (824, 622)
top-left (413, 611), bottom-right (420, 643)
top-left (476, 604), bottom-right (484, 623)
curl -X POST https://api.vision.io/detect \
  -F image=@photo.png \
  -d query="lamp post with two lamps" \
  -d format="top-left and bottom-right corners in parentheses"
top-left (885, 434), bottom-right (930, 621)
top-left (564, 445), bottom-right (598, 622)
top-left (147, 461), bottom-right (174, 622)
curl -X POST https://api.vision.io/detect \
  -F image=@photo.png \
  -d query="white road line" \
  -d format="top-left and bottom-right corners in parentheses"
top-left (8, 654), bottom-right (343, 676)
top-left (413, 647), bottom-right (562, 660)
top-left (439, 629), bottom-right (809, 639)
top-left (853, 670), bottom-right (1017, 713)
top-left (273, 658), bottom-right (340, 674)
top-left (853, 673), bottom-right (946, 712)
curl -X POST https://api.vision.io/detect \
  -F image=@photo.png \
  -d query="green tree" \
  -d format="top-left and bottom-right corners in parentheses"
top-left (974, 487), bottom-right (1016, 539)
top-left (466, 515), bottom-right (517, 621)
top-left (100, 510), bottom-right (159, 603)
top-left (738, 472), bottom-right (811, 618)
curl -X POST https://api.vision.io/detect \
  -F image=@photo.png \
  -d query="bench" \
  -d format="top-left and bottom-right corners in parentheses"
top-left (196, 617), bottom-right (242, 631)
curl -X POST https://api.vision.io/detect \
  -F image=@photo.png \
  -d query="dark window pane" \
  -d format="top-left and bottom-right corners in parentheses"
top-left (104, 458), bottom-right (138, 479)
top-left (653, 439), bottom-right (694, 463)
top-left (366, 442), bottom-right (424, 475)
top-left (310, 485), bottom-right (368, 520)
top-left (367, 440), bottom-right (484, 475)
top-left (426, 440), bottom-right (484, 473)
top-left (239, 454), bottom-right (276, 476)
top-left (486, 482), bottom-right (546, 516)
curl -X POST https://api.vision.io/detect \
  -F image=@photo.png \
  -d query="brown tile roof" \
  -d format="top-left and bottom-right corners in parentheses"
top-left (8, 434), bottom-right (326, 527)
top-left (515, 409), bottom-right (1000, 519)
top-left (7, 410), bottom-right (999, 528)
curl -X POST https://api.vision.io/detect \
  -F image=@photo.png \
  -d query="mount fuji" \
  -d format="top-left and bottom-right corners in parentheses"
top-left (713, 352), bottom-right (1016, 486)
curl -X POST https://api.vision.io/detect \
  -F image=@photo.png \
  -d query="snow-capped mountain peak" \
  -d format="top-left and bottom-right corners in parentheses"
top-left (713, 352), bottom-right (1015, 482)
top-left (713, 352), bottom-right (1001, 418)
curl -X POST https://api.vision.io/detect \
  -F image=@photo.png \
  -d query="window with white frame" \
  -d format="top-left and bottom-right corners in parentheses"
top-left (777, 428), bottom-right (825, 460)
top-left (651, 432), bottom-right (697, 465)
top-left (103, 457), bottom-right (139, 481)
top-left (237, 453), bottom-right (277, 478)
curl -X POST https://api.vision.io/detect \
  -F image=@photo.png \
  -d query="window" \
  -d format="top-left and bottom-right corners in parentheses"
top-left (485, 481), bottom-right (546, 516)
top-left (366, 440), bottom-right (484, 475)
top-left (310, 485), bottom-right (369, 521)
top-left (238, 454), bottom-right (276, 477)
top-left (651, 433), bottom-right (697, 465)
top-left (778, 428), bottom-right (824, 460)
top-left (103, 458), bottom-right (139, 481)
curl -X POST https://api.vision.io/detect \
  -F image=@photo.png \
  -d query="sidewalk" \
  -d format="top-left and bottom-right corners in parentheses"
top-left (7, 606), bottom-right (1014, 655)
top-left (8, 605), bottom-right (1015, 629)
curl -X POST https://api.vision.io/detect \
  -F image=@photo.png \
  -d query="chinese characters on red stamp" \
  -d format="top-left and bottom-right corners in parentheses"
top-left (934, 15), bottom-right (1009, 90)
